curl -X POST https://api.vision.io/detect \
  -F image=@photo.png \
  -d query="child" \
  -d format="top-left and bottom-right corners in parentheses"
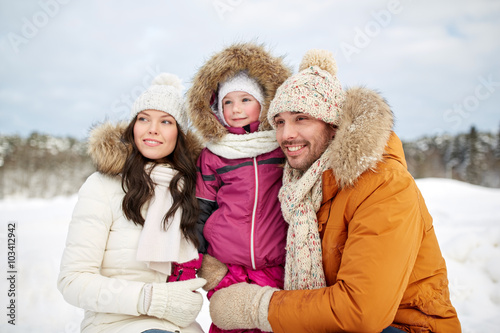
top-left (58, 73), bottom-right (206, 333)
top-left (187, 43), bottom-right (291, 333)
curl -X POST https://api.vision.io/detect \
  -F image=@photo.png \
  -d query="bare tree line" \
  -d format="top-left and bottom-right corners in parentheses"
top-left (0, 132), bottom-right (94, 199)
top-left (404, 125), bottom-right (500, 188)
top-left (1, 125), bottom-right (499, 199)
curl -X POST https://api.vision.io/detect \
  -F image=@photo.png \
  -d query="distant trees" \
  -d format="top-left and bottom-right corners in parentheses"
top-left (0, 125), bottom-right (499, 199)
top-left (0, 132), bottom-right (94, 199)
top-left (495, 122), bottom-right (500, 160)
top-left (403, 124), bottom-right (500, 188)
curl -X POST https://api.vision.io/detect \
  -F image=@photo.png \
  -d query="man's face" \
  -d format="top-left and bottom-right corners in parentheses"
top-left (274, 111), bottom-right (336, 171)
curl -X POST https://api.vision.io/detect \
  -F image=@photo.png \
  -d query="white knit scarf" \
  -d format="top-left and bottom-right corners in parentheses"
top-left (205, 130), bottom-right (279, 159)
top-left (279, 146), bottom-right (332, 290)
top-left (136, 165), bottom-right (198, 275)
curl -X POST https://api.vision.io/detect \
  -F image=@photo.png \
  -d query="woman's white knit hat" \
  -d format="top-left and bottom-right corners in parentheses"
top-left (131, 73), bottom-right (188, 131)
top-left (216, 71), bottom-right (265, 126)
top-left (268, 49), bottom-right (346, 127)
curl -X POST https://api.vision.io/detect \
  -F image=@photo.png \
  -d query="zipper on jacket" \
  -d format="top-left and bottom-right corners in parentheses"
top-left (250, 157), bottom-right (258, 270)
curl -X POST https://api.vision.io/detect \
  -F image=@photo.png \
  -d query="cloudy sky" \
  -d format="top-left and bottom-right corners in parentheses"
top-left (1, 0), bottom-right (499, 141)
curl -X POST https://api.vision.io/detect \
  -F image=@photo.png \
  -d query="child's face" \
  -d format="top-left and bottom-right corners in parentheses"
top-left (222, 91), bottom-right (261, 128)
top-left (133, 109), bottom-right (178, 161)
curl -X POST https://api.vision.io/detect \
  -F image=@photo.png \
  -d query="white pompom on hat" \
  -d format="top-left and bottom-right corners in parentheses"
top-left (131, 73), bottom-right (188, 131)
top-left (268, 49), bottom-right (346, 127)
top-left (216, 71), bottom-right (265, 126)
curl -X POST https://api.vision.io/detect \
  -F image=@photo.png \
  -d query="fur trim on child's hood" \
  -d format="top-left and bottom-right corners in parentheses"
top-left (187, 42), bottom-right (292, 143)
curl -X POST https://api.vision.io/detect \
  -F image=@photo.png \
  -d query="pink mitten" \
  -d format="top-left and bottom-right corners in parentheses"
top-left (167, 253), bottom-right (203, 282)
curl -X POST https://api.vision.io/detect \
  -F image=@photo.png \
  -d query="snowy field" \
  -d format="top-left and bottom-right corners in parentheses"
top-left (0, 178), bottom-right (499, 332)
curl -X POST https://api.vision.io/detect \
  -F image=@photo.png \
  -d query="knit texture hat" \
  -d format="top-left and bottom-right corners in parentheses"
top-left (268, 49), bottom-right (345, 127)
top-left (216, 71), bottom-right (265, 126)
top-left (131, 73), bottom-right (188, 131)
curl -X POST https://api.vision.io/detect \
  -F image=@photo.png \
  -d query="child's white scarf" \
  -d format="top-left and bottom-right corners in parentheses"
top-left (205, 130), bottom-right (279, 159)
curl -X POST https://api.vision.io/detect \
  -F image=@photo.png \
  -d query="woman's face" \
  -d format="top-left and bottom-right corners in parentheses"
top-left (133, 109), bottom-right (178, 161)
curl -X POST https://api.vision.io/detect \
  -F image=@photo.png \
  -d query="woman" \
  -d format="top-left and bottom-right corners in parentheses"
top-left (58, 73), bottom-right (206, 333)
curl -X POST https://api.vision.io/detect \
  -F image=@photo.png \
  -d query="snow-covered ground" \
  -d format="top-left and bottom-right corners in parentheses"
top-left (0, 178), bottom-right (499, 332)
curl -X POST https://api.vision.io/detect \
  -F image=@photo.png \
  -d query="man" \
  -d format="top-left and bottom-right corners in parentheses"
top-left (203, 49), bottom-right (461, 332)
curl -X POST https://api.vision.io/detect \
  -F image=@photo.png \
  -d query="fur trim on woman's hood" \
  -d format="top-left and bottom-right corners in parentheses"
top-left (187, 42), bottom-right (292, 143)
top-left (87, 122), bottom-right (203, 176)
top-left (329, 87), bottom-right (394, 188)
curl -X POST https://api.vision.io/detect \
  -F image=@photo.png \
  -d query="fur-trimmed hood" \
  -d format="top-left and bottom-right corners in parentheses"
top-left (329, 87), bottom-right (395, 188)
top-left (87, 122), bottom-right (203, 176)
top-left (187, 42), bottom-right (292, 143)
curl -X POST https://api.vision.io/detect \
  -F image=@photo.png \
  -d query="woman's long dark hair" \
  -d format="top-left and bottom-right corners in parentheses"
top-left (120, 117), bottom-right (199, 248)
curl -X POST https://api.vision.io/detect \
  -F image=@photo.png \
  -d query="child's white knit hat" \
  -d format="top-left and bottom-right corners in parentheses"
top-left (216, 71), bottom-right (264, 126)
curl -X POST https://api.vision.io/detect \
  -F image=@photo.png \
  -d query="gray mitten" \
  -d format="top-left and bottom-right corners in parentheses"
top-left (142, 278), bottom-right (206, 327)
top-left (197, 254), bottom-right (228, 291)
top-left (209, 282), bottom-right (278, 331)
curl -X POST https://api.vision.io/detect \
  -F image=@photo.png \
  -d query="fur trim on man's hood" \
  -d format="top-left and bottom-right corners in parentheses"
top-left (329, 87), bottom-right (394, 188)
top-left (187, 42), bottom-right (292, 143)
top-left (87, 122), bottom-right (203, 176)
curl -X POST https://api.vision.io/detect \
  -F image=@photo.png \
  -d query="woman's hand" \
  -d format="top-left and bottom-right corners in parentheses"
top-left (142, 278), bottom-right (206, 327)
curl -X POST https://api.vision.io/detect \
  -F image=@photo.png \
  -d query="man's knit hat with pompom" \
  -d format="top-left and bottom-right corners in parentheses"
top-left (268, 49), bottom-right (346, 127)
top-left (131, 73), bottom-right (189, 131)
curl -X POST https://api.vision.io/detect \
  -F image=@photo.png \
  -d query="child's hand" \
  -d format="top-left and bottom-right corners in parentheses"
top-left (167, 253), bottom-right (203, 282)
top-left (197, 254), bottom-right (228, 291)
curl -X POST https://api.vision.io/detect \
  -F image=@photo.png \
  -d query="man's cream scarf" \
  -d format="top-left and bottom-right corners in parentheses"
top-left (136, 165), bottom-right (198, 275)
top-left (279, 146), bottom-right (332, 290)
top-left (205, 130), bottom-right (279, 159)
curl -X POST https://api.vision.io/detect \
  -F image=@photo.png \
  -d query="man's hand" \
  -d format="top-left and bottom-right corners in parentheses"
top-left (209, 282), bottom-right (278, 331)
